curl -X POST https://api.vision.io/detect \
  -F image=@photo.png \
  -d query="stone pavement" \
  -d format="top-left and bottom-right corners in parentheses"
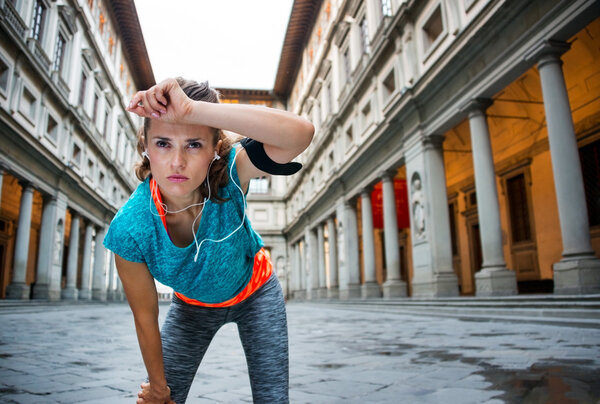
top-left (0, 301), bottom-right (599, 403)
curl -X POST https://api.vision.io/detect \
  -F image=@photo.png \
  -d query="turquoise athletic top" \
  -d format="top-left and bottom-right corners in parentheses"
top-left (103, 147), bottom-right (264, 303)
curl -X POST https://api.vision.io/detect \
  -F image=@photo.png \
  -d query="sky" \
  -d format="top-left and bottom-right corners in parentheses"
top-left (134, 0), bottom-right (295, 90)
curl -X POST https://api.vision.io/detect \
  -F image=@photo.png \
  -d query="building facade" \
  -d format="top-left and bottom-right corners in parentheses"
top-left (277, 0), bottom-right (600, 298)
top-left (0, 0), bottom-right (154, 300)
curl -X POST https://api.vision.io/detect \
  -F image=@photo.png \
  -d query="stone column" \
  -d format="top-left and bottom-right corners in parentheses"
top-left (527, 40), bottom-right (600, 294)
top-left (33, 194), bottom-right (68, 300)
top-left (462, 99), bottom-right (517, 296)
top-left (107, 252), bottom-right (117, 301)
top-left (6, 182), bottom-right (35, 299)
top-left (61, 213), bottom-right (80, 300)
top-left (361, 188), bottom-right (381, 298)
top-left (79, 222), bottom-right (94, 300)
top-left (305, 227), bottom-right (319, 300)
top-left (381, 171), bottom-right (407, 298)
top-left (344, 198), bottom-right (361, 298)
top-left (335, 199), bottom-right (349, 298)
top-left (92, 226), bottom-right (107, 301)
top-left (317, 224), bottom-right (327, 298)
top-left (288, 243), bottom-right (297, 295)
top-left (405, 135), bottom-right (459, 297)
top-left (303, 228), bottom-right (313, 299)
top-left (327, 216), bottom-right (339, 299)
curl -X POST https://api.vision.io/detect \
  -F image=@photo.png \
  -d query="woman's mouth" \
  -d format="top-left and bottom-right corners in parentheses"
top-left (167, 175), bottom-right (189, 183)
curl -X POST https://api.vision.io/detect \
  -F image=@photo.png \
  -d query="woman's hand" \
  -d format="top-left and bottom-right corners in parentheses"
top-left (136, 382), bottom-right (175, 404)
top-left (127, 78), bottom-right (193, 122)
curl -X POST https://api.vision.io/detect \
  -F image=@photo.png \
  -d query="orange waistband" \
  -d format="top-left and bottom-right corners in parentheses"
top-left (175, 248), bottom-right (272, 307)
top-left (150, 177), bottom-right (272, 307)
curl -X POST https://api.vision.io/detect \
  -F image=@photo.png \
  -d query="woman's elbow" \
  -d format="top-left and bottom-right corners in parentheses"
top-left (297, 119), bottom-right (315, 152)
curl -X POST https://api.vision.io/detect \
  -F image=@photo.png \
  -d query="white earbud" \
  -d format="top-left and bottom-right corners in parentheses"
top-left (213, 151), bottom-right (220, 161)
top-left (142, 150), bottom-right (150, 161)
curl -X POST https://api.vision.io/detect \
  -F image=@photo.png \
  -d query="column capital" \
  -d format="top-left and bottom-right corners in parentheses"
top-left (18, 180), bottom-right (34, 191)
top-left (360, 186), bottom-right (373, 196)
top-left (423, 134), bottom-right (445, 150)
top-left (378, 169), bottom-right (397, 182)
top-left (459, 98), bottom-right (493, 118)
top-left (524, 39), bottom-right (570, 66)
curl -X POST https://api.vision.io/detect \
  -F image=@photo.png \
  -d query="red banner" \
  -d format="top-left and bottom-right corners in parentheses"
top-left (371, 179), bottom-right (410, 229)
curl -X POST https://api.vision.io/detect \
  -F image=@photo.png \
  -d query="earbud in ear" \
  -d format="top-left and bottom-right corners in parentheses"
top-left (142, 151), bottom-right (150, 161)
top-left (213, 151), bottom-right (220, 161)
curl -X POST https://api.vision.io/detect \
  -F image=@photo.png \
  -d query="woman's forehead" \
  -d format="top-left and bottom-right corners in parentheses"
top-left (148, 121), bottom-right (212, 140)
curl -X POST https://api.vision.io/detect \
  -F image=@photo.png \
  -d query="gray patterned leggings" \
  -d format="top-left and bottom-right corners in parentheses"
top-left (159, 273), bottom-right (289, 404)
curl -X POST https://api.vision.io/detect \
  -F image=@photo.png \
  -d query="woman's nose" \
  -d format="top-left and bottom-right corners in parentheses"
top-left (171, 148), bottom-right (186, 168)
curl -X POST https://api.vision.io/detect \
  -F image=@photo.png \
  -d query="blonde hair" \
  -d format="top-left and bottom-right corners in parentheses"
top-left (134, 78), bottom-right (233, 202)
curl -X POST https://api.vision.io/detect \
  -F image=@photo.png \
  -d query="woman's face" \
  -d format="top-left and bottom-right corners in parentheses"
top-left (146, 119), bottom-right (221, 203)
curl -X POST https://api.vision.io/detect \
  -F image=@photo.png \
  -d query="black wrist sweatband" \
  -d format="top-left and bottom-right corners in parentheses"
top-left (240, 138), bottom-right (302, 176)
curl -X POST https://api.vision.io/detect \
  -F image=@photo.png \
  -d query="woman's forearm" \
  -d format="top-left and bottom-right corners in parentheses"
top-left (185, 101), bottom-right (314, 156)
top-left (134, 317), bottom-right (168, 388)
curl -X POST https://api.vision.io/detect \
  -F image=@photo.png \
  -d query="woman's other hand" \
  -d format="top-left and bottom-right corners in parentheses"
top-left (127, 78), bottom-right (193, 122)
top-left (136, 381), bottom-right (175, 404)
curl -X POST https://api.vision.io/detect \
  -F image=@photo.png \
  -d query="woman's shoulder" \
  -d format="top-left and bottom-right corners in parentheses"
top-left (110, 179), bottom-right (150, 228)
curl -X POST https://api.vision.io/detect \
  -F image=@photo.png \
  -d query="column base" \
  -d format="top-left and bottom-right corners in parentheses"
top-left (553, 257), bottom-right (600, 295)
top-left (475, 267), bottom-right (517, 296)
top-left (293, 290), bottom-right (306, 300)
top-left (413, 273), bottom-right (459, 297)
top-left (107, 290), bottom-right (117, 301)
top-left (32, 284), bottom-right (61, 301)
top-left (361, 282), bottom-right (382, 299)
top-left (79, 288), bottom-right (92, 300)
top-left (92, 289), bottom-right (107, 301)
top-left (383, 279), bottom-right (407, 298)
top-left (6, 282), bottom-right (31, 299)
top-left (316, 288), bottom-right (328, 299)
top-left (347, 283), bottom-right (362, 299)
top-left (61, 287), bottom-right (78, 300)
top-left (327, 287), bottom-right (339, 300)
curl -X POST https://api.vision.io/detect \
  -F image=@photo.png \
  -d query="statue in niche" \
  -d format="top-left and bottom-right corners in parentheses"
top-left (411, 173), bottom-right (426, 239)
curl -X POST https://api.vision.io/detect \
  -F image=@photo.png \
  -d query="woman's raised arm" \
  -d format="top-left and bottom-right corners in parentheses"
top-left (127, 78), bottom-right (315, 186)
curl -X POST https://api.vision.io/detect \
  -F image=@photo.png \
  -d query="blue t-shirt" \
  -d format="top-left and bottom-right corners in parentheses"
top-left (103, 147), bottom-right (264, 303)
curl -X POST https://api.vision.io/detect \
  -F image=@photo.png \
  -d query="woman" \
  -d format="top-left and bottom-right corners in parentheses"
top-left (103, 77), bottom-right (314, 404)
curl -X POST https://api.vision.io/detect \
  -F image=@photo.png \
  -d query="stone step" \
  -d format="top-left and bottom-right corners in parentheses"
top-left (303, 295), bottom-right (600, 328)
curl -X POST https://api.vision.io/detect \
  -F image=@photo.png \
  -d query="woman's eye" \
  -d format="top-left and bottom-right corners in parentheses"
top-left (188, 142), bottom-right (202, 149)
top-left (156, 141), bottom-right (169, 148)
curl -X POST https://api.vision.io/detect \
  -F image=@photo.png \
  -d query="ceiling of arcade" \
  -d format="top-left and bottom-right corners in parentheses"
top-left (443, 17), bottom-right (600, 190)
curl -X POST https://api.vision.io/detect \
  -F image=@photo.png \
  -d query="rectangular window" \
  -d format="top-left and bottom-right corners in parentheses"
top-left (102, 108), bottom-right (110, 138)
top-left (78, 72), bottom-right (87, 106)
top-left (346, 126), bottom-right (353, 150)
top-left (249, 177), bottom-right (270, 194)
top-left (31, 0), bottom-right (47, 42)
top-left (579, 139), bottom-right (600, 226)
top-left (383, 69), bottom-right (395, 99)
top-left (506, 173), bottom-right (532, 243)
top-left (46, 114), bottom-right (58, 142)
top-left (343, 48), bottom-right (351, 81)
top-left (423, 5), bottom-right (444, 53)
top-left (381, 0), bottom-right (392, 17)
top-left (0, 58), bottom-right (9, 92)
top-left (20, 86), bottom-right (36, 118)
top-left (448, 202), bottom-right (459, 256)
top-left (72, 143), bottom-right (81, 166)
top-left (359, 17), bottom-right (370, 54)
top-left (53, 33), bottom-right (66, 72)
top-left (92, 93), bottom-right (99, 123)
top-left (326, 82), bottom-right (333, 115)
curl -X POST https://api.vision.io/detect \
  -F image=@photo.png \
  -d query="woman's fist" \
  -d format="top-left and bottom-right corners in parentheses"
top-left (127, 78), bottom-right (193, 122)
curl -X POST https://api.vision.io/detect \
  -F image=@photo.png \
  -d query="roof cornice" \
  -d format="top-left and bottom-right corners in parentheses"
top-left (273, 0), bottom-right (323, 97)
top-left (105, 0), bottom-right (155, 90)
